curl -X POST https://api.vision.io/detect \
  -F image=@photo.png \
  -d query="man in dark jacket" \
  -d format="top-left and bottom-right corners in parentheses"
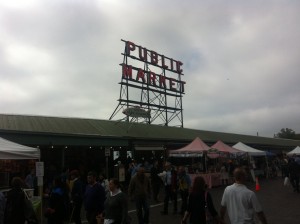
top-left (289, 157), bottom-right (300, 192)
top-left (128, 166), bottom-right (151, 224)
top-left (84, 171), bottom-right (106, 224)
top-left (150, 160), bottom-right (162, 202)
top-left (70, 170), bottom-right (85, 224)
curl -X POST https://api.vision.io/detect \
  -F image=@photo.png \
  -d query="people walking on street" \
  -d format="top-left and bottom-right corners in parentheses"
top-left (220, 167), bottom-right (268, 224)
top-left (160, 162), bottom-right (178, 215)
top-left (128, 166), bottom-right (151, 224)
top-left (128, 160), bottom-right (139, 178)
top-left (99, 173), bottom-right (110, 195)
top-left (4, 177), bottom-right (26, 224)
top-left (25, 169), bottom-right (37, 195)
top-left (70, 170), bottom-right (85, 224)
top-left (288, 156), bottom-right (300, 192)
top-left (177, 166), bottom-right (191, 215)
top-left (103, 178), bottom-right (129, 224)
top-left (84, 171), bottom-right (106, 224)
top-left (45, 175), bottom-right (69, 224)
top-left (150, 160), bottom-right (162, 202)
top-left (0, 191), bottom-right (5, 224)
top-left (281, 155), bottom-right (289, 178)
top-left (220, 162), bottom-right (229, 186)
top-left (181, 176), bottom-right (219, 224)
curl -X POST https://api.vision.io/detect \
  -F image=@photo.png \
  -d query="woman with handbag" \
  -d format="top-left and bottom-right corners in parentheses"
top-left (181, 176), bottom-right (221, 224)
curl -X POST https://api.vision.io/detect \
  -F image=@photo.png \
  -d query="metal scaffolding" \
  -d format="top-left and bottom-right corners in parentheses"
top-left (110, 40), bottom-right (185, 127)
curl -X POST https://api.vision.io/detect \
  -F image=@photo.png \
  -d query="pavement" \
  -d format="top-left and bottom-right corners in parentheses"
top-left (43, 176), bottom-right (300, 224)
top-left (127, 177), bottom-right (300, 224)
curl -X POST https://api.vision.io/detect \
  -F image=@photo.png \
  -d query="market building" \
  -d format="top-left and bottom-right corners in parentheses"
top-left (1, 113), bottom-right (300, 183)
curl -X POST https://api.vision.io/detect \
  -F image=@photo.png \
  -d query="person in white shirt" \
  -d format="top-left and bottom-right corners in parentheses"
top-left (220, 167), bottom-right (268, 224)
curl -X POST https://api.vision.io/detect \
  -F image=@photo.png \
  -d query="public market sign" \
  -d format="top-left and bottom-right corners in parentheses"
top-left (121, 40), bottom-right (186, 93)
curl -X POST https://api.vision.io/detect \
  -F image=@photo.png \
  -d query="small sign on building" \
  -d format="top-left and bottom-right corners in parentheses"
top-left (105, 148), bottom-right (111, 157)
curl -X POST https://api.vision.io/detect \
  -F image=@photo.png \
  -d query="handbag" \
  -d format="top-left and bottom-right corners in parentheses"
top-left (284, 176), bottom-right (290, 187)
top-left (205, 191), bottom-right (214, 224)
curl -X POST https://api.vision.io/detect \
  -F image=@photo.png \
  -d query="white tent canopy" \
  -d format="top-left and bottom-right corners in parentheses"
top-left (0, 137), bottom-right (40, 159)
top-left (287, 146), bottom-right (300, 156)
top-left (233, 142), bottom-right (266, 156)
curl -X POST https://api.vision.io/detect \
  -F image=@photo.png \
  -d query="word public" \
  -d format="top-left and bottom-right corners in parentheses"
top-left (122, 40), bottom-right (186, 93)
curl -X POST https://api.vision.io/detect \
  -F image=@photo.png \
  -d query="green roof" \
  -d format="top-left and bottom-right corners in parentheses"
top-left (0, 114), bottom-right (300, 149)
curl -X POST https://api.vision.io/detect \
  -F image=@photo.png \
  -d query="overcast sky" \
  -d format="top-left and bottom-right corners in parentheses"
top-left (1, 0), bottom-right (300, 138)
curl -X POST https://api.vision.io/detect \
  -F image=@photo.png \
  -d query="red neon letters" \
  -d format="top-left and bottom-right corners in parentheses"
top-left (126, 41), bottom-right (183, 75)
top-left (123, 41), bottom-right (186, 93)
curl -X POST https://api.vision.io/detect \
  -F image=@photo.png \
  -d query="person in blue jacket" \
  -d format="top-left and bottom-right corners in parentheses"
top-left (84, 171), bottom-right (106, 224)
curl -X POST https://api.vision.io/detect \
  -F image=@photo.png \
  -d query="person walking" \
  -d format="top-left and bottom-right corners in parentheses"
top-left (220, 163), bottom-right (229, 186)
top-left (84, 171), bottom-right (106, 224)
top-left (99, 173), bottom-right (110, 195)
top-left (150, 160), bottom-right (162, 202)
top-left (45, 175), bottom-right (69, 224)
top-left (220, 167), bottom-right (268, 224)
top-left (70, 170), bottom-right (85, 224)
top-left (103, 178), bottom-right (129, 224)
top-left (25, 169), bottom-right (37, 195)
top-left (128, 166), bottom-right (151, 224)
top-left (160, 162), bottom-right (178, 215)
top-left (181, 176), bottom-right (219, 224)
top-left (288, 157), bottom-right (300, 193)
top-left (0, 191), bottom-right (5, 224)
top-left (177, 166), bottom-right (191, 215)
top-left (4, 177), bottom-right (27, 224)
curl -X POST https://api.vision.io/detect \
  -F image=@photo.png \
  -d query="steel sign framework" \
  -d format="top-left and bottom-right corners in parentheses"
top-left (109, 39), bottom-right (186, 127)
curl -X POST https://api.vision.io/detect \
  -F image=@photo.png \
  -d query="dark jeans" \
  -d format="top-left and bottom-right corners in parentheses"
top-left (152, 180), bottom-right (161, 201)
top-left (179, 189), bottom-right (189, 214)
top-left (163, 185), bottom-right (177, 213)
top-left (135, 197), bottom-right (150, 224)
top-left (86, 210), bottom-right (98, 224)
top-left (71, 201), bottom-right (82, 224)
top-left (290, 175), bottom-right (300, 192)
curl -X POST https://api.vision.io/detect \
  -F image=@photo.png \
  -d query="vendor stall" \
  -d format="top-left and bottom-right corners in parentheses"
top-left (168, 137), bottom-right (210, 172)
top-left (210, 140), bottom-right (244, 157)
top-left (189, 172), bottom-right (221, 188)
top-left (168, 137), bottom-right (210, 158)
top-left (233, 142), bottom-right (268, 180)
top-left (0, 137), bottom-right (41, 220)
top-left (0, 137), bottom-right (40, 187)
top-left (287, 146), bottom-right (300, 156)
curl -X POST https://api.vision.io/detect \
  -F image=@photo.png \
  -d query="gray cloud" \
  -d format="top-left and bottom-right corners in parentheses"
top-left (1, 0), bottom-right (300, 137)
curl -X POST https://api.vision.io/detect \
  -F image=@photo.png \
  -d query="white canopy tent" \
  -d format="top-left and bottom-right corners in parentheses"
top-left (233, 142), bottom-right (266, 156)
top-left (233, 142), bottom-right (270, 180)
top-left (287, 146), bottom-right (300, 156)
top-left (0, 137), bottom-right (40, 160)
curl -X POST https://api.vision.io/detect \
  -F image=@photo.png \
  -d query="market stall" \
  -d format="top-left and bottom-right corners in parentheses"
top-left (169, 137), bottom-right (226, 188)
top-left (168, 137), bottom-right (210, 158)
top-left (0, 137), bottom-right (40, 160)
top-left (210, 140), bottom-right (244, 156)
top-left (0, 137), bottom-right (40, 187)
top-left (233, 142), bottom-right (268, 180)
top-left (287, 146), bottom-right (300, 156)
top-left (0, 137), bottom-right (41, 219)
top-left (189, 172), bottom-right (221, 188)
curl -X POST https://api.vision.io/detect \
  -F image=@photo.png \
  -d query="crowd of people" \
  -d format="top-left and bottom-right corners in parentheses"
top-left (4, 153), bottom-right (300, 224)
